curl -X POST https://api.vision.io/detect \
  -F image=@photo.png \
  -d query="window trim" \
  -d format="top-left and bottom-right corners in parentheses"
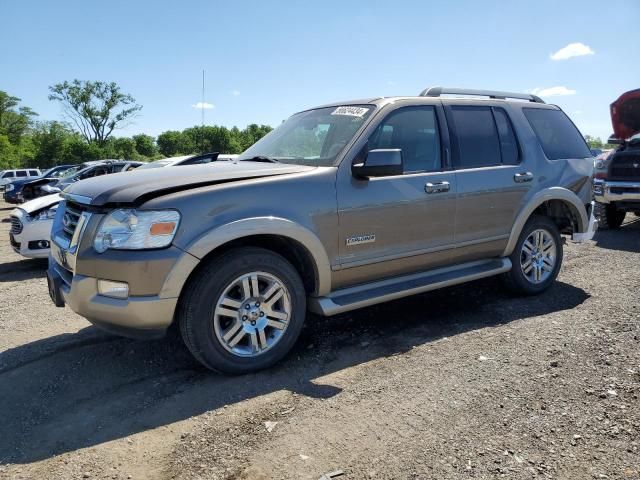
top-left (445, 104), bottom-right (522, 170)
top-left (364, 104), bottom-right (446, 175)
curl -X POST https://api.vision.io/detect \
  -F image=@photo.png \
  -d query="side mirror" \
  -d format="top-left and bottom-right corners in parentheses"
top-left (352, 149), bottom-right (403, 178)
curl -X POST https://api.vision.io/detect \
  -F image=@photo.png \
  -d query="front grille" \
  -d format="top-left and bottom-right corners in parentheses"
top-left (10, 216), bottom-right (23, 235)
top-left (609, 153), bottom-right (640, 181)
top-left (61, 203), bottom-right (84, 241)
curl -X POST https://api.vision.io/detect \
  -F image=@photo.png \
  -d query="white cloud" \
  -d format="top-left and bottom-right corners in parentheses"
top-left (529, 86), bottom-right (577, 97)
top-left (574, 110), bottom-right (583, 115)
top-left (231, 90), bottom-right (240, 96)
top-left (550, 42), bottom-right (594, 60)
top-left (192, 102), bottom-right (214, 109)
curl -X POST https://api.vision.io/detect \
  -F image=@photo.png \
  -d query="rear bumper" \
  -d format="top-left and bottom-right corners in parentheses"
top-left (572, 201), bottom-right (598, 243)
top-left (593, 179), bottom-right (640, 204)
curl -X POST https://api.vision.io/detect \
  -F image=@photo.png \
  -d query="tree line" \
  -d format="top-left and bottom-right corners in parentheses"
top-left (0, 81), bottom-right (272, 170)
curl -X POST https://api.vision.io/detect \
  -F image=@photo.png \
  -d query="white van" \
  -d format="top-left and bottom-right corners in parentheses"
top-left (0, 169), bottom-right (42, 190)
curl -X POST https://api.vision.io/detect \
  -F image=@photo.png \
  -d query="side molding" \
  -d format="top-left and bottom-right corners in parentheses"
top-left (182, 217), bottom-right (333, 296)
top-left (503, 187), bottom-right (588, 257)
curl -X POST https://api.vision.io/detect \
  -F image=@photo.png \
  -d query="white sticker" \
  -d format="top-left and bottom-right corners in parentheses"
top-left (331, 106), bottom-right (368, 117)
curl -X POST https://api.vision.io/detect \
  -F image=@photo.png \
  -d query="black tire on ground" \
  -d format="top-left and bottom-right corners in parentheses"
top-left (177, 247), bottom-right (307, 374)
top-left (502, 215), bottom-right (563, 296)
top-left (594, 201), bottom-right (625, 230)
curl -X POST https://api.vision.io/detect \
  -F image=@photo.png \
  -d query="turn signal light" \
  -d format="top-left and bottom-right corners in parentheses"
top-left (149, 222), bottom-right (177, 236)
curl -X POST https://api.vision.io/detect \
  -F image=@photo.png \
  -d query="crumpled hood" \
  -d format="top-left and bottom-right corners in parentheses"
top-left (16, 193), bottom-right (62, 214)
top-left (611, 88), bottom-right (640, 140)
top-left (63, 162), bottom-right (315, 207)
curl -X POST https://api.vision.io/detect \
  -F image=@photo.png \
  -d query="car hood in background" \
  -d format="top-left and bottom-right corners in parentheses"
top-left (611, 88), bottom-right (640, 141)
top-left (63, 162), bottom-right (316, 207)
top-left (17, 193), bottom-right (62, 215)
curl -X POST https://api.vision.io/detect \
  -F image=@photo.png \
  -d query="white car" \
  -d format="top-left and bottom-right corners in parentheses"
top-left (9, 194), bottom-right (61, 259)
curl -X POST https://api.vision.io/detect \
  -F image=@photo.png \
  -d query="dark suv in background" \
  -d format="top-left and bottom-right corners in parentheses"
top-left (593, 88), bottom-right (640, 228)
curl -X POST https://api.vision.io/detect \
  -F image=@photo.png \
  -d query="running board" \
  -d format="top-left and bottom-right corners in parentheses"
top-left (308, 258), bottom-right (512, 316)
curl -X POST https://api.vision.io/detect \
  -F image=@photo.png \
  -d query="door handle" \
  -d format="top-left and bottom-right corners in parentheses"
top-left (514, 172), bottom-right (534, 183)
top-left (425, 181), bottom-right (450, 194)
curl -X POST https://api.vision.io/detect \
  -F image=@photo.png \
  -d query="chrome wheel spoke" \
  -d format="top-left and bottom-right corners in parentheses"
top-left (267, 319), bottom-right (286, 330)
top-left (222, 320), bottom-right (243, 341)
top-left (216, 306), bottom-right (239, 318)
top-left (227, 328), bottom-right (247, 347)
top-left (522, 260), bottom-right (534, 274)
top-left (258, 329), bottom-right (268, 350)
top-left (523, 240), bottom-right (535, 255)
top-left (521, 229), bottom-right (556, 284)
top-left (220, 296), bottom-right (242, 309)
top-left (250, 274), bottom-right (260, 297)
top-left (267, 309), bottom-right (288, 320)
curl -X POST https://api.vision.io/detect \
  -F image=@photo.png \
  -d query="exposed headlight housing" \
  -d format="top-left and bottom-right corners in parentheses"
top-left (93, 209), bottom-right (180, 253)
top-left (33, 206), bottom-right (58, 221)
top-left (5, 184), bottom-right (14, 192)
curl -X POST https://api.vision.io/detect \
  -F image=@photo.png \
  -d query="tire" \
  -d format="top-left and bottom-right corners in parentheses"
top-left (177, 247), bottom-right (306, 374)
top-left (503, 215), bottom-right (563, 295)
top-left (594, 202), bottom-right (625, 230)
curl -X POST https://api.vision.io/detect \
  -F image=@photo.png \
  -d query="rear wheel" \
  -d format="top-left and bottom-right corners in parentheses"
top-left (594, 202), bottom-right (625, 229)
top-left (178, 247), bottom-right (306, 374)
top-left (503, 215), bottom-right (563, 295)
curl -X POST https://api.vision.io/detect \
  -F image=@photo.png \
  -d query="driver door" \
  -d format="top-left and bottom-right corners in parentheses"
top-left (335, 105), bottom-right (457, 288)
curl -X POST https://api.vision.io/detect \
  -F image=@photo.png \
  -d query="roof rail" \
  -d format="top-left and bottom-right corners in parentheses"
top-left (419, 86), bottom-right (545, 104)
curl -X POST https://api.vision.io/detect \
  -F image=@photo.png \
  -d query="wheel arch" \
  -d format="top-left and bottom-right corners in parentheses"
top-left (160, 217), bottom-right (332, 301)
top-left (503, 187), bottom-right (588, 256)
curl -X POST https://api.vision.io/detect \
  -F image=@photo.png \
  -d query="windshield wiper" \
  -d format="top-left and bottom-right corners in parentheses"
top-left (238, 155), bottom-right (281, 163)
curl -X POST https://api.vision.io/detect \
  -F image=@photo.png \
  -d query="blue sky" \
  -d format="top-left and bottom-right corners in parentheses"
top-left (2, 0), bottom-right (639, 141)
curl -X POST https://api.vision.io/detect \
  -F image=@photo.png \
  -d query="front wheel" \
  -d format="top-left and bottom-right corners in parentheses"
top-left (178, 247), bottom-right (307, 374)
top-left (503, 215), bottom-right (563, 295)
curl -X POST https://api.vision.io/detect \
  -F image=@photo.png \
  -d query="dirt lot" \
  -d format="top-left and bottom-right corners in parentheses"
top-left (0, 199), bottom-right (638, 480)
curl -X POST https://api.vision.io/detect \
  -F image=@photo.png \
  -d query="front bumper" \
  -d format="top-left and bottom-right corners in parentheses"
top-left (9, 209), bottom-right (52, 259)
top-left (47, 257), bottom-right (178, 338)
top-left (593, 179), bottom-right (640, 204)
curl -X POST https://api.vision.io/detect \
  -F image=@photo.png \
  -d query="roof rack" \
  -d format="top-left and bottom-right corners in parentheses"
top-left (419, 86), bottom-right (545, 104)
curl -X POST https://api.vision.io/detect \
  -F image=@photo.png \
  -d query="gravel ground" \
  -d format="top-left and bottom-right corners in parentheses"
top-left (0, 199), bottom-right (638, 480)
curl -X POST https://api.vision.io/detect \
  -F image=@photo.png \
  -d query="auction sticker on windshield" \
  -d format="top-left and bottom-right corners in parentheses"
top-left (331, 106), bottom-right (369, 117)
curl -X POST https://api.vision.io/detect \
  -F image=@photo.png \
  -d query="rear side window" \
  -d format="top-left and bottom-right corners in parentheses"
top-left (449, 106), bottom-right (501, 168)
top-left (493, 109), bottom-right (519, 165)
top-left (16, 171), bottom-right (27, 177)
top-left (523, 108), bottom-right (591, 160)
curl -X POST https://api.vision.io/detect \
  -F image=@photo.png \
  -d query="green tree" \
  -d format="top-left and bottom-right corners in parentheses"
top-left (48, 80), bottom-right (142, 145)
top-left (157, 130), bottom-right (193, 156)
top-left (0, 91), bottom-right (38, 144)
top-left (133, 134), bottom-right (157, 157)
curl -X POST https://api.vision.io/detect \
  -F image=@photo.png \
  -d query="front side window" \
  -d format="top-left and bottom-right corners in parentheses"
top-left (449, 106), bottom-right (501, 168)
top-left (237, 105), bottom-right (374, 167)
top-left (523, 108), bottom-right (591, 160)
top-left (2, 172), bottom-right (14, 178)
top-left (367, 106), bottom-right (442, 173)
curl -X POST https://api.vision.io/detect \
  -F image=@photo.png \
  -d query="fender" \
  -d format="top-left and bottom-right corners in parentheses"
top-left (502, 187), bottom-right (589, 257)
top-left (160, 217), bottom-right (332, 298)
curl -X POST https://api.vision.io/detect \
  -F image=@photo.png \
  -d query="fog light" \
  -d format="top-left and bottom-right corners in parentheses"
top-left (97, 279), bottom-right (129, 299)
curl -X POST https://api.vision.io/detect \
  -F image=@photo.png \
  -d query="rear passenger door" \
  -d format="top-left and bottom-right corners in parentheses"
top-left (445, 104), bottom-right (532, 261)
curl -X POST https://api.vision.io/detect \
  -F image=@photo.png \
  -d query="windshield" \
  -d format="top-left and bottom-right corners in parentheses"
top-left (59, 165), bottom-right (82, 178)
top-left (237, 105), bottom-right (374, 166)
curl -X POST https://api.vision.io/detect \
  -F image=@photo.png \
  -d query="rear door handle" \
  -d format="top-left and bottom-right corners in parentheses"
top-left (425, 181), bottom-right (450, 194)
top-left (514, 172), bottom-right (534, 183)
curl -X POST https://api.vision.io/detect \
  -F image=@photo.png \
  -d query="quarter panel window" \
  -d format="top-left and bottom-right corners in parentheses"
top-left (523, 108), bottom-right (591, 160)
top-left (450, 106), bottom-right (501, 168)
top-left (493, 108), bottom-right (519, 165)
top-left (368, 106), bottom-right (442, 173)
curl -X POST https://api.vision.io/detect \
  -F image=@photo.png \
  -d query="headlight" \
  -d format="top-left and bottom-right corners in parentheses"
top-left (33, 207), bottom-right (58, 221)
top-left (5, 184), bottom-right (14, 192)
top-left (93, 209), bottom-right (180, 253)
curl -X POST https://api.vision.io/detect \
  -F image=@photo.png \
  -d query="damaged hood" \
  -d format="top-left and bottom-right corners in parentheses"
top-left (63, 162), bottom-right (315, 207)
top-left (17, 193), bottom-right (62, 214)
top-left (611, 88), bottom-right (640, 141)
